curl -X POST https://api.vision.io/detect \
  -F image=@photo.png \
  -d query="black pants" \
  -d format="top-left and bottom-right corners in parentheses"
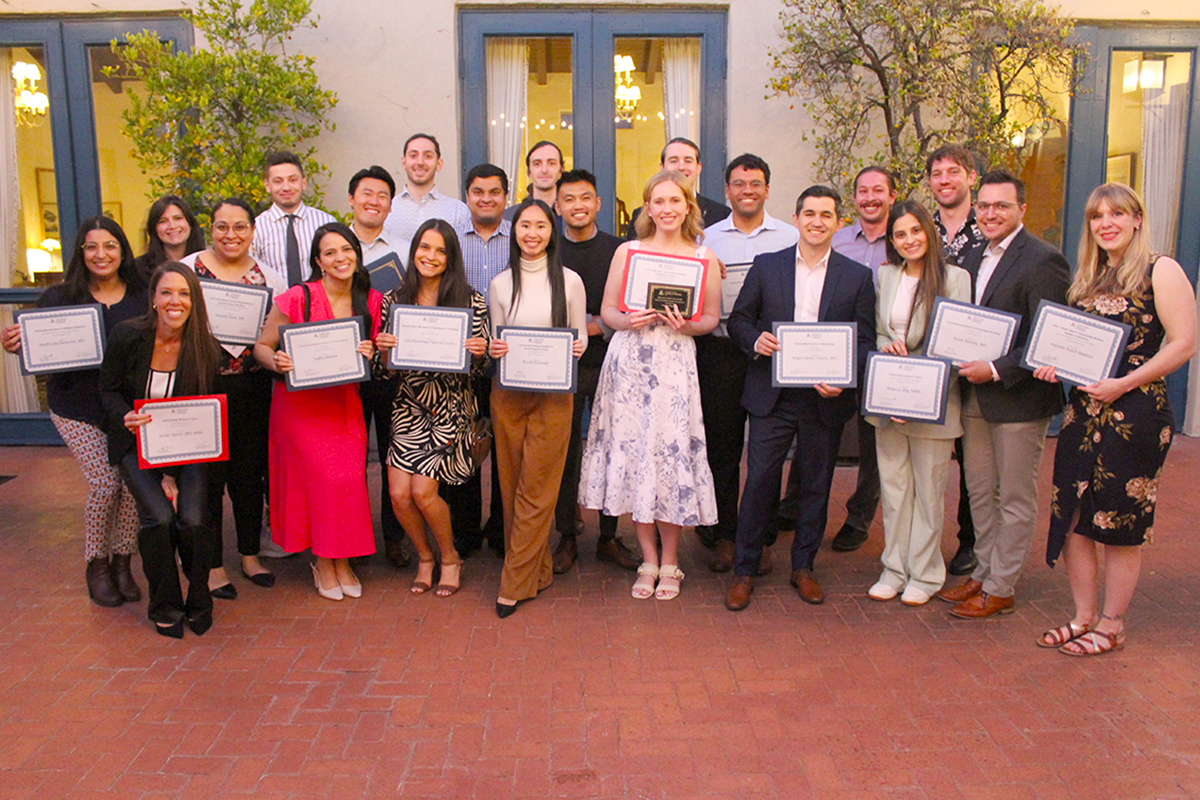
top-left (556, 361), bottom-right (617, 540)
top-left (694, 334), bottom-right (748, 544)
top-left (361, 376), bottom-right (403, 546)
top-left (118, 452), bottom-right (212, 624)
top-left (441, 374), bottom-right (504, 548)
top-left (954, 436), bottom-right (975, 548)
top-left (206, 371), bottom-right (270, 562)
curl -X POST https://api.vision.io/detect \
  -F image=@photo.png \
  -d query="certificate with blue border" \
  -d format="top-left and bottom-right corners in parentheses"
top-left (720, 262), bottom-right (752, 320)
top-left (862, 352), bottom-right (952, 424)
top-left (198, 279), bottom-right (273, 347)
top-left (279, 317), bottom-right (370, 391)
top-left (1020, 299), bottom-right (1132, 386)
top-left (925, 297), bottom-right (1020, 363)
top-left (771, 322), bottom-right (857, 388)
top-left (135, 394), bottom-right (229, 468)
top-left (386, 305), bottom-right (472, 374)
top-left (14, 303), bottom-right (105, 375)
top-left (496, 326), bottom-right (577, 393)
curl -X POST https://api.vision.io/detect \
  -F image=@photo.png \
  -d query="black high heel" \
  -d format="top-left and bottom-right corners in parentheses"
top-left (495, 600), bottom-right (519, 619)
top-left (155, 620), bottom-right (184, 639)
top-left (241, 568), bottom-right (276, 588)
top-left (186, 611), bottom-right (213, 636)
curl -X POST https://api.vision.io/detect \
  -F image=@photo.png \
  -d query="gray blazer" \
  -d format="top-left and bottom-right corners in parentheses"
top-left (869, 262), bottom-right (971, 439)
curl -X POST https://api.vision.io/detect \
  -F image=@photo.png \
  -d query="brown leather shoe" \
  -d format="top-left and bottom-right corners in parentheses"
top-left (384, 540), bottom-right (412, 569)
top-left (596, 537), bottom-right (640, 570)
top-left (725, 576), bottom-right (754, 611)
top-left (552, 534), bottom-right (578, 574)
top-left (949, 592), bottom-right (1015, 619)
top-left (937, 578), bottom-right (982, 603)
top-left (708, 539), bottom-right (735, 572)
top-left (790, 569), bottom-right (825, 605)
top-left (756, 546), bottom-right (774, 576)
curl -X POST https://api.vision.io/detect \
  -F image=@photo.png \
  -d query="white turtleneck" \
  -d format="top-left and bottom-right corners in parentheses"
top-left (488, 255), bottom-right (588, 353)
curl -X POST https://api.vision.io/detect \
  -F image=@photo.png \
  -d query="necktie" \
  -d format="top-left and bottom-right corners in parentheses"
top-left (285, 214), bottom-right (302, 286)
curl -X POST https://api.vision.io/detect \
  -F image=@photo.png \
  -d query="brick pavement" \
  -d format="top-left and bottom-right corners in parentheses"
top-left (1, 438), bottom-right (1198, 799)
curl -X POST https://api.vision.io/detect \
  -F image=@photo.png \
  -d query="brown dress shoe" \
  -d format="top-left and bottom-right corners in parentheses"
top-left (596, 537), bottom-right (640, 570)
top-left (384, 540), bottom-right (412, 569)
top-left (725, 576), bottom-right (754, 611)
top-left (937, 578), bottom-right (982, 603)
top-left (756, 546), bottom-right (774, 576)
top-left (708, 539), bottom-right (735, 572)
top-left (949, 592), bottom-right (1015, 619)
top-left (552, 534), bottom-right (578, 574)
top-left (791, 569), bottom-right (825, 605)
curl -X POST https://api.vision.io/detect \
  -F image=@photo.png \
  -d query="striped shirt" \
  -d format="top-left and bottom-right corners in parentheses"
top-left (457, 219), bottom-right (511, 302)
top-left (250, 202), bottom-right (336, 285)
top-left (391, 185), bottom-right (470, 242)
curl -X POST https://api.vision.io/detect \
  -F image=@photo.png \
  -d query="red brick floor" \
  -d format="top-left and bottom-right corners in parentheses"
top-left (2, 437), bottom-right (1199, 799)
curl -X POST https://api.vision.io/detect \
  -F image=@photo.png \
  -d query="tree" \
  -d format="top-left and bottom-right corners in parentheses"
top-left (109, 0), bottom-right (337, 220)
top-left (768, 0), bottom-right (1086, 198)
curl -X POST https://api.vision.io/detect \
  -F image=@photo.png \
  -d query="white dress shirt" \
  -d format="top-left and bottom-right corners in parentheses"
top-left (794, 246), bottom-right (830, 322)
top-left (390, 185), bottom-right (470, 242)
top-left (250, 202), bottom-right (336, 285)
top-left (974, 224), bottom-right (1023, 305)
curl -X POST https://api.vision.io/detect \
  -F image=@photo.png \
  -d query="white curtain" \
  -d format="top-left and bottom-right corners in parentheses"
top-left (662, 38), bottom-right (701, 146)
top-left (0, 49), bottom-right (39, 414)
top-left (1141, 82), bottom-right (1187, 257)
top-left (486, 38), bottom-right (528, 206)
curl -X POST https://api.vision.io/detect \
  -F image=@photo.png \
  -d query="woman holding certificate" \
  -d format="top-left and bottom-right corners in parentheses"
top-left (487, 198), bottom-right (587, 618)
top-left (579, 171), bottom-right (720, 601)
top-left (866, 201), bottom-right (971, 607)
top-left (181, 199), bottom-right (286, 598)
top-left (134, 195), bottom-right (205, 278)
top-left (2, 217), bottom-right (147, 608)
top-left (254, 222), bottom-right (381, 601)
top-left (375, 219), bottom-right (491, 597)
top-left (1034, 184), bottom-right (1196, 656)
top-left (100, 263), bottom-right (223, 638)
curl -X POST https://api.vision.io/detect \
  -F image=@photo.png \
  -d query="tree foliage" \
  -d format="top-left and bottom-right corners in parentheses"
top-left (109, 0), bottom-right (337, 221)
top-left (769, 0), bottom-right (1086, 199)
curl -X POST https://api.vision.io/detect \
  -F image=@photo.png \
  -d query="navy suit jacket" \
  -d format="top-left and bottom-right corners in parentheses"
top-left (959, 227), bottom-right (1071, 423)
top-left (727, 246), bottom-right (875, 425)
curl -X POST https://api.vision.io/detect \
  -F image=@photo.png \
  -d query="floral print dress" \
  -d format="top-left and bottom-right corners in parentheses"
top-left (1046, 264), bottom-right (1173, 566)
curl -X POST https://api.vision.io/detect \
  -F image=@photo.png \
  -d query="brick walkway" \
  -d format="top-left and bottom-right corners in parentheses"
top-left (1, 438), bottom-right (1198, 799)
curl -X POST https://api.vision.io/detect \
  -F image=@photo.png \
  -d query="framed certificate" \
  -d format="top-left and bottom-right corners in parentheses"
top-left (618, 249), bottom-right (708, 320)
top-left (386, 305), bottom-right (472, 373)
top-left (720, 262), bottom-right (752, 320)
top-left (1021, 299), bottom-right (1132, 386)
top-left (771, 322), bottom-right (857, 388)
top-left (198, 279), bottom-right (273, 347)
top-left (13, 304), bottom-right (106, 375)
top-left (279, 317), bottom-right (371, 391)
top-left (496, 326), bottom-right (577, 393)
top-left (862, 352), bottom-right (953, 424)
top-left (135, 394), bottom-right (229, 468)
top-left (366, 252), bottom-right (405, 294)
top-left (925, 297), bottom-right (1020, 363)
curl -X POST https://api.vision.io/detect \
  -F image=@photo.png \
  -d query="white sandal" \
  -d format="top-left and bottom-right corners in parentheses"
top-left (655, 565), bottom-right (684, 600)
top-left (632, 563), bottom-right (658, 599)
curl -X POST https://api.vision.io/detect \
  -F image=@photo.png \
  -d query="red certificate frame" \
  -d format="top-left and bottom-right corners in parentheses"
top-left (135, 394), bottom-right (230, 469)
top-left (617, 249), bottom-right (709, 321)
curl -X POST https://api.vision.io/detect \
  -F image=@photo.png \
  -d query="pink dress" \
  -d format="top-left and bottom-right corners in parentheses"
top-left (269, 282), bottom-right (383, 558)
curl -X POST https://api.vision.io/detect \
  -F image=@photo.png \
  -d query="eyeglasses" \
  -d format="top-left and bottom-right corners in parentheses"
top-left (213, 222), bottom-right (252, 235)
top-left (729, 180), bottom-right (766, 191)
top-left (974, 201), bottom-right (1019, 213)
top-left (82, 241), bottom-right (121, 255)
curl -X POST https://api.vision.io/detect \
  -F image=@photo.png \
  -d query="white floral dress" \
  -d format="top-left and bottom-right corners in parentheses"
top-left (578, 244), bottom-right (718, 527)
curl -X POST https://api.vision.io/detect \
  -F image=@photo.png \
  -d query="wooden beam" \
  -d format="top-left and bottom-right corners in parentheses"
top-left (646, 39), bottom-right (662, 85)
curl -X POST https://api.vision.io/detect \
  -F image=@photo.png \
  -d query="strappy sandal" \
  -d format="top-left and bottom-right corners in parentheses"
top-left (411, 559), bottom-right (437, 595)
top-left (1038, 621), bottom-right (1092, 649)
top-left (435, 560), bottom-right (462, 598)
top-left (655, 565), bottom-right (684, 600)
top-left (1060, 629), bottom-right (1126, 657)
top-left (632, 563), bottom-right (658, 599)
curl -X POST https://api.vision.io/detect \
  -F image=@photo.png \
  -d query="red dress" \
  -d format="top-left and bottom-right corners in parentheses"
top-left (269, 282), bottom-right (383, 558)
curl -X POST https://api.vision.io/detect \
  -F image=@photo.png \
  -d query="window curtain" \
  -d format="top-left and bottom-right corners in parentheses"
top-left (662, 38), bottom-right (701, 146)
top-left (1141, 81), bottom-right (1187, 257)
top-left (486, 38), bottom-right (528, 206)
top-left (0, 49), bottom-right (39, 414)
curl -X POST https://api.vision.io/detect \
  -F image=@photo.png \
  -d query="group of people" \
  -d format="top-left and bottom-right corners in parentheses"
top-left (5, 133), bottom-right (1193, 656)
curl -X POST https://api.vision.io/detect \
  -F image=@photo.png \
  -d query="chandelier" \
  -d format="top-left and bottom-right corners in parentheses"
top-left (12, 61), bottom-right (49, 126)
top-left (614, 55), bottom-right (641, 122)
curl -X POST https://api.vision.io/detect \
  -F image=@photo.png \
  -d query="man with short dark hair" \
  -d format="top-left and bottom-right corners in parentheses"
top-left (724, 187), bottom-right (876, 611)
top-left (251, 151), bottom-right (335, 286)
top-left (938, 170), bottom-right (1070, 619)
top-left (698, 154), bottom-right (798, 573)
top-left (504, 141), bottom-right (564, 221)
top-left (392, 133), bottom-right (470, 241)
top-left (549, 169), bottom-right (639, 573)
top-left (624, 137), bottom-right (730, 237)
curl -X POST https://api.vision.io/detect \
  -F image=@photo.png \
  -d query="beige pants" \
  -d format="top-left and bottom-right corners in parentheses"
top-left (491, 383), bottom-right (573, 601)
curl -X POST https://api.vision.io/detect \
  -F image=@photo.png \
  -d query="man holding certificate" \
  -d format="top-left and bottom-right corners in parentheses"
top-left (938, 170), bottom-right (1070, 618)
top-left (724, 186), bottom-right (875, 611)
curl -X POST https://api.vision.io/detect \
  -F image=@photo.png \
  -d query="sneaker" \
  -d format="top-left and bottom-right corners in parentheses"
top-left (868, 582), bottom-right (898, 601)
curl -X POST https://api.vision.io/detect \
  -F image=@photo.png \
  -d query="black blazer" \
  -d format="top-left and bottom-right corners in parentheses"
top-left (727, 246), bottom-right (875, 425)
top-left (99, 322), bottom-right (188, 465)
top-left (959, 227), bottom-right (1071, 423)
